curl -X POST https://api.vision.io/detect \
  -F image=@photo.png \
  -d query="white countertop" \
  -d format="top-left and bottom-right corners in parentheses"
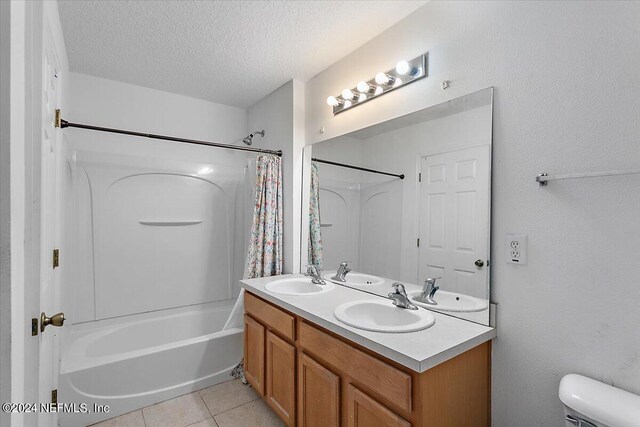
top-left (240, 274), bottom-right (496, 373)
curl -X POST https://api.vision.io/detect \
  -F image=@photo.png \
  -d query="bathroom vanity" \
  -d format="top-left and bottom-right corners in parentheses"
top-left (240, 275), bottom-right (496, 427)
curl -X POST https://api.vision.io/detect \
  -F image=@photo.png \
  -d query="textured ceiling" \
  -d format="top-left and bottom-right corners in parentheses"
top-left (58, 1), bottom-right (427, 108)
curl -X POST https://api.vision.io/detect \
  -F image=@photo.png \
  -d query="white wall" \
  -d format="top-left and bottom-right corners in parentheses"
top-left (248, 80), bottom-right (305, 274)
top-left (68, 73), bottom-right (247, 144)
top-left (305, 2), bottom-right (640, 425)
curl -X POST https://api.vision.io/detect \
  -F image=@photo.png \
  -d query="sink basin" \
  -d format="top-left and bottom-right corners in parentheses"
top-left (324, 272), bottom-right (385, 286)
top-left (333, 299), bottom-right (435, 333)
top-left (409, 291), bottom-right (488, 313)
top-left (265, 278), bottom-right (335, 296)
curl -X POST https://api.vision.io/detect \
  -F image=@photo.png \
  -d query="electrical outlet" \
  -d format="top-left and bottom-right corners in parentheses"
top-left (505, 234), bottom-right (527, 265)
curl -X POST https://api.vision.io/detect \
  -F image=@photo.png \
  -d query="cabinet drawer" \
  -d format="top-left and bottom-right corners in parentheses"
top-left (245, 292), bottom-right (295, 342)
top-left (299, 322), bottom-right (412, 413)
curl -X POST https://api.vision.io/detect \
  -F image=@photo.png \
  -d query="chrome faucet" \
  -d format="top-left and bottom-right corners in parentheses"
top-left (331, 261), bottom-right (352, 282)
top-left (414, 277), bottom-right (441, 305)
top-left (305, 264), bottom-right (326, 285)
top-left (388, 283), bottom-right (418, 310)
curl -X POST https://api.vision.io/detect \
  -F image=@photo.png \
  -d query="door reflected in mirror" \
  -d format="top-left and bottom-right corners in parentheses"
top-left (302, 87), bottom-right (493, 325)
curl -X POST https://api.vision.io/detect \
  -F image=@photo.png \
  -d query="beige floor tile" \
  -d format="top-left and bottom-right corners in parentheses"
top-left (187, 418), bottom-right (218, 427)
top-left (142, 392), bottom-right (210, 427)
top-left (90, 410), bottom-right (145, 427)
top-left (199, 379), bottom-right (259, 416)
top-left (213, 399), bottom-right (285, 427)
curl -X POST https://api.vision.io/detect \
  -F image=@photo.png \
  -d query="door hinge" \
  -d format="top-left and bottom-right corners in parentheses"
top-left (416, 238), bottom-right (420, 247)
top-left (55, 109), bottom-right (61, 128)
top-left (53, 249), bottom-right (59, 268)
top-left (51, 389), bottom-right (57, 405)
top-left (31, 318), bottom-right (38, 336)
top-left (418, 172), bottom-right (422, 182)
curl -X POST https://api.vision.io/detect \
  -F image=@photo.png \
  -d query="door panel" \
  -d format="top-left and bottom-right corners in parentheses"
top-left (298, 353), bottom-right (340, 427)
top-left (266, 331), bottom-right (296, 426)
top-left (347, 385), bottom-right (410, 427)
top-left (243, 315), bottom-right (265, 396)
top-left (38, 16), bottom-right (62, 427)
top-left (418, 145), bottom-right (490, 298)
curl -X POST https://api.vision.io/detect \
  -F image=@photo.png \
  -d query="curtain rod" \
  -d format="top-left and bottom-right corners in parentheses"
top-left (312, 157), bottom-right (404, 179)
top-left (55, 110), bottom-right (282, 157)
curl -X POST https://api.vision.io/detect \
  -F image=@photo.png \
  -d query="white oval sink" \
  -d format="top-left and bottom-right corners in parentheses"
top-left (409, 290), bottom-right (488, 313)
top-left (324, 272), bottom-right (385, 286)
top-left (265, 278), bottom-right (335, 296)
top-left (333, 299), bottom-right (435, 333)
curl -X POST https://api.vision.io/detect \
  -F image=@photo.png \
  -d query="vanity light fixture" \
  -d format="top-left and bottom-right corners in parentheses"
top-left (325, 52), bottom-right (428, 115)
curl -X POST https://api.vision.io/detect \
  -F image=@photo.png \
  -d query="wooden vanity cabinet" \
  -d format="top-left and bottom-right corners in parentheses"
top-left (244, 291), bottom-right (491, 427)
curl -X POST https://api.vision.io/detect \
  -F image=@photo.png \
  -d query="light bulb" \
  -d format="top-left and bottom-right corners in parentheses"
top-left (326, 96), bottom-right (340, 107)
top-left (375, 72), bottom-right (390, 85)
top-left (358, 93), bottom-right (367, 102)
top-left (343, 100), bottom-right (352, 108)
top-left (395, 61), bottom-right (411, 75)
top-left (357, 81), bottom-right (372, 93)
top-left (393, 78), bottom-right (403, 88)
top-left (342, 89), bottom-right (354, 100)
top-left (374, 86), bottom-right (383, 95)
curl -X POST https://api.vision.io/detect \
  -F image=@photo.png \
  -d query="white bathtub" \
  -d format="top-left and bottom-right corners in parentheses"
top-left (59, 302), bottom-right (243, 427)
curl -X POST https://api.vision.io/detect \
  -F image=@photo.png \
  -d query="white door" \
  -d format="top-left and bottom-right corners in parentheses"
top-left (418, 145), bottom-right (490, 298)
top-left (38, 21), bottom-right (63, 427)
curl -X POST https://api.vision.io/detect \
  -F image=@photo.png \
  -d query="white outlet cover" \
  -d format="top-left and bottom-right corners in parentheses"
top-left (505, 234), bottom-right (527, 265)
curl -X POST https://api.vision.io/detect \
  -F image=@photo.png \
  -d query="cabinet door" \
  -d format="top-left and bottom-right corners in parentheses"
top-left (266, 331), bottom-right (296, 426)
top-left (298, 353), bottom-right (340, 427)
top-left (244, 315), bottom-right (265, 396)
top-left (347, 384), bottom-right (410, 427)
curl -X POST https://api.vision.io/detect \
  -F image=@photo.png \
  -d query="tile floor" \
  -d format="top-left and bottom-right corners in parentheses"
top-left (90, 379), bottom-right (284, 427)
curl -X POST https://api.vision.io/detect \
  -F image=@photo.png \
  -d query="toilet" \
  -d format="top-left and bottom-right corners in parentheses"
top-left (559, 374), bottom-right (640, 427)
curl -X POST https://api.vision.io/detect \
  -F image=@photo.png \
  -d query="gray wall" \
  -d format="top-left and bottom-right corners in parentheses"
top-left (248, 81), bottom-right (305, 273)
top-left (305, 2), bottom-right (640, 425)
top-left (1, 1), bottom-right (13, 426)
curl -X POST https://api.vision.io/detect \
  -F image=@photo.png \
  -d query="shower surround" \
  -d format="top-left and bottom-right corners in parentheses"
top-left (58, 141), bottom-right (254, 425)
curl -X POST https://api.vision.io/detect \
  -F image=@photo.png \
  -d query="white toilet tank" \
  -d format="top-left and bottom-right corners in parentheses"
top-left (559, 374), bottom-right (640, 427)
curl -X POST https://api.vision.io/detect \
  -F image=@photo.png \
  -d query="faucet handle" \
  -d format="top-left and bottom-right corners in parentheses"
top-left (391, 282), bottom-right (408, 296)
top-left (305, 264), bottom-right (320, 276)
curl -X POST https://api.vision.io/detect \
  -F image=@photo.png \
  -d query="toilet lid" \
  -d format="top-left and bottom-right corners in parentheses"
top-left (559, 374), bottom-right (640, 427)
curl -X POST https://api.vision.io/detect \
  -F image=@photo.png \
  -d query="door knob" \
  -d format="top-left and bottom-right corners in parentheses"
top-left (41, 312), bottom-right (65, 332)
top-left (474, 259), bottom-right (485, 268)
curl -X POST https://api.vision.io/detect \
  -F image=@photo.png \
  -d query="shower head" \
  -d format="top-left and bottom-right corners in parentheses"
top-left (242, 130), bottom-right (265, 146)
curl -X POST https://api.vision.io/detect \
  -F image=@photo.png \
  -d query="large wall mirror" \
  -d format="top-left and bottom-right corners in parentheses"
top-left (301, 87), bottom-right (493, 325)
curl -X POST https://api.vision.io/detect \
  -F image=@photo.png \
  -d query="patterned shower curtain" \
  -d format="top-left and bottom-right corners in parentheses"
top-left (245, 154), bottom-right (283, 279)
top-left (307, 162), bottom-right (323, 269)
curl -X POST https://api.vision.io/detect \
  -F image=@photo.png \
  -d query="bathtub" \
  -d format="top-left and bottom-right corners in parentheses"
top-left (59, 302), bottom-right (243, 427)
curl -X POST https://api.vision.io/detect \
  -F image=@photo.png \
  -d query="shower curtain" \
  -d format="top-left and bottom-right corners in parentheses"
top-left (307, 162), bottom-right (323, 269)
top-left (245, 155), bottom-right (284, 278)
top-left (224, 154), bottom-right (283, 330)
